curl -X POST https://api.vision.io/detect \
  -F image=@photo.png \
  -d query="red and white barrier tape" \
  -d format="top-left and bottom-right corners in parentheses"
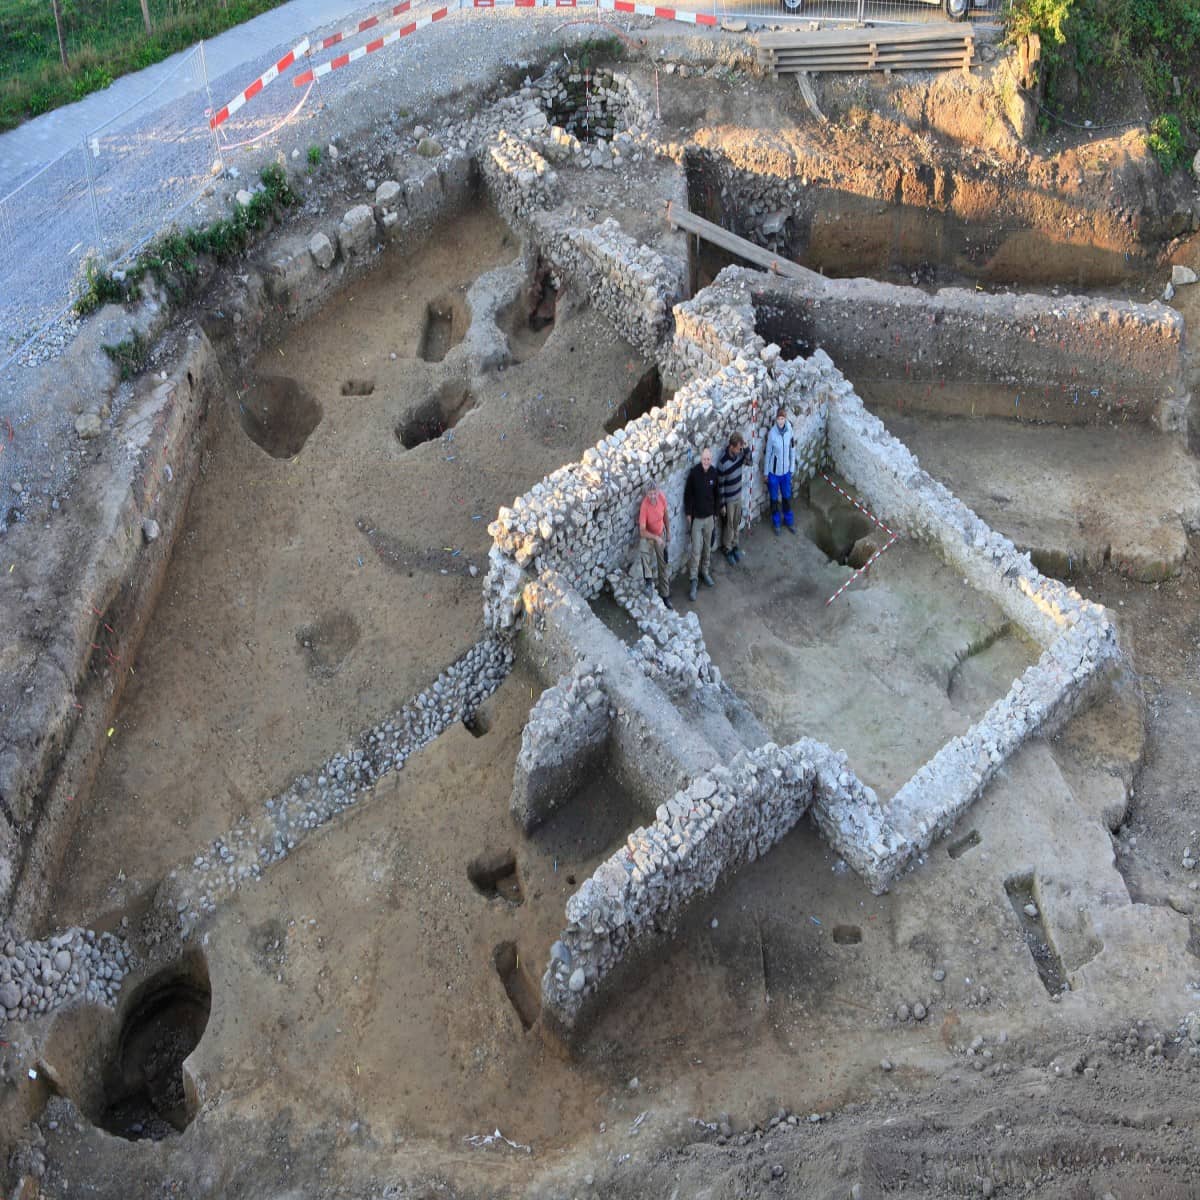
top-left (820, 472), bottom-right (900, 606)
top-left (210, 37), bottom-right (309, 129)
top-left (294, 7), bottom-right (448, 85)
top-left (597, 0), bottom-right (718, 25)
top-left (218, 0), bottom-right (719, 132)
top-left (312, 0), bottom-right (417, 51)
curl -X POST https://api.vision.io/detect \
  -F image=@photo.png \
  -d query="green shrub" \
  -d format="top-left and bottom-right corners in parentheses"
top-left (1147, 114), bottom-right (1186, 171)
top-left (1007, 0), bottom-right (1200, 140)
top-left (306, 144), bottom-right (321, 168)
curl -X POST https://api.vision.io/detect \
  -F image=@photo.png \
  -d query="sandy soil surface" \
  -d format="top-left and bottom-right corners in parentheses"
top-left (695, 497), bottom-right (1036, 797)
top-left (886, 413), bottom-right (1200, 581)
top-left (45, 205), bottom-right (652, 933)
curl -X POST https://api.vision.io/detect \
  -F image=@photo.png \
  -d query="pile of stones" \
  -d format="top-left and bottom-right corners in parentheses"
top-left (543, 741), bottom-right (816, 1031)
top-left (0, 928), bottom-right (132, 1021)
top-left (607, 570), bottom-right (721, 698)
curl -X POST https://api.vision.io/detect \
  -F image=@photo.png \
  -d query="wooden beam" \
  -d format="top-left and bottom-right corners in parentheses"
top-left (665, 203), bottom-right (813, 281)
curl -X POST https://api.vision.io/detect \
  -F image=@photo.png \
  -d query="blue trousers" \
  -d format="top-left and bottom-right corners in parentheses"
top-left (767, 473), bottom-right (794, 528)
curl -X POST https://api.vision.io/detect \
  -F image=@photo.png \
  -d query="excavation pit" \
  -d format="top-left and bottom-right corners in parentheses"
top-left (419, 295), bottom-right (468, 363)
top-left (493, 941), bottom-right (541, 1030)
top-left (604, 366), bottom-right (668, 435)
top-left (1005, 873), bottom-right (1068, 995)
top-left (395, 381), bottom-right (477, 449)
top-left (57, 953), bottom-right (212, 1143)
top-left (499, 263), bottom-right (557, 363)
top-left (684, 150), bottom-right (1156, 295)
top-left (468, 849), bottom-right (524, 903)
top-left (11, 42), bottom-right (1200, 1200)
top-left (237, 376), bottom-right (323, 459)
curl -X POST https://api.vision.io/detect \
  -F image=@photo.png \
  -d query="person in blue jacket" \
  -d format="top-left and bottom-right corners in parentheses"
top-left (764, 405), bottom-right (796, 535)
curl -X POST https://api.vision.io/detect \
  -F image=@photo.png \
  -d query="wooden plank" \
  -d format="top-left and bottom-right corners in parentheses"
top-left (771, 47), bottom-right (972, 62)
top-left (756, 21), bottom-right (967, 48)
top-left (774, 57), bottom-right (975, 74)
top-left (664, 203), bottom-right (812, 281)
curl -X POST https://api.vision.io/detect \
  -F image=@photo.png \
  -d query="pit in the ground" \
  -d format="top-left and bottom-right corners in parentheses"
top-left (238, 376), bottom-right (323, 459)
top-left (605, 366), bottom-right (668, 434)
top-left (494, 941), bottom-right (541, 1030)
top-left (419, 295), bottom-right (467, 363)
top-left (100, 957), bottom-right (212, 1140)
top-left (500, 262), bottom-right (558, 363)
top-left (469, 849), bottom-right (523, 903)
top-left (395, 380), bottom-right (476, 448)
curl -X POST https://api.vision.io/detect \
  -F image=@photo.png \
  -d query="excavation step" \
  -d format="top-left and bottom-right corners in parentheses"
top-left (887, 415), bottom-right (1200, 582)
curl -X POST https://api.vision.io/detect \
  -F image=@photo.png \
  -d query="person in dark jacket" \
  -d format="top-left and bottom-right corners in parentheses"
top-left (716, 431), bottom-right (751, 566)
top-left (764, 406), bottom-right (796, 534)
top-left (683, 446), bottom-right (719, 602)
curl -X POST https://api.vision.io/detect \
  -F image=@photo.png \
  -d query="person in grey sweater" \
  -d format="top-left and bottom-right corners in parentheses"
top-left (716, 432), bottom-right (751, 565)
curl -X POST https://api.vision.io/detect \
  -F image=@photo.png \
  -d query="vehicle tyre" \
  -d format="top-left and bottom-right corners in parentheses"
top-left (943, 0), bottom-right (970, 19)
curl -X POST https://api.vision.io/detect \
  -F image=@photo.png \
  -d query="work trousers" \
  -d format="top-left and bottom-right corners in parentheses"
top-left (689, 516), bottom-right (714, 580)
top-left (720, 498), bottom-right (743, 552)
top-left (767, 473), bottom-right (794, 529)
top-left (639, 536), bottom-right (669, 597)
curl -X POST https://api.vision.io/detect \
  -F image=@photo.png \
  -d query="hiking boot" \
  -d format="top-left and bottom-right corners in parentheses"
top-left (724, 550), bottom-right (737, 567)
top-left (688, 579), bottom-right (698, 602)
top-left (733, 548), bottom-right (744, 563)
top-left (785, 523), bottom-right (796, 535)
top-left (662, 594), bottom-right (674, 610)
top-left (772, 524), bottom-right (781, 536)
top-left (701, 572), bottom-right (715, 588)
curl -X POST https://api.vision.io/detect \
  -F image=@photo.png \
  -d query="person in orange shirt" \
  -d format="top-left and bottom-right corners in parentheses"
top-left (638, 478), bottom-right (673, 609)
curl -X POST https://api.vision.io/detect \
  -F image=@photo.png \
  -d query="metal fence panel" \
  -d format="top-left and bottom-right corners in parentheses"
top-left (86, 45), bottom-right (219, 265)
top-left (0, 143), bottom-right (95, 365)
top-left (710, 0), bottom-right (1004, 23)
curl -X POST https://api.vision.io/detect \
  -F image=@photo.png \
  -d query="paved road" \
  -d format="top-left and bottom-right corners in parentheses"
top-left (0, 0), bottom-right (379, 185)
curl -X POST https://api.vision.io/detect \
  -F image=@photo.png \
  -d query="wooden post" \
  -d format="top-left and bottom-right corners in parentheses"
top-left (50, 0), bottom-right (68, 68)
top-left (139, 0), bottom-right (153, 34)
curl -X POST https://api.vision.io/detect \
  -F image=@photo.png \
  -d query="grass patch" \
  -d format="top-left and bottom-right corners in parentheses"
top-left (74, 162), bottom-right (298, 316)
top-left (103, 331), bottom-right (150, 380)
top-left (0, 0), bottom-right (291, 132)
top-left (1007, 0), bottom-right (1200, 164)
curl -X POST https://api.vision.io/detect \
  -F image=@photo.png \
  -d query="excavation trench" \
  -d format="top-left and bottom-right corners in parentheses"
top-left (684, 150), bottom-right (1155, 294)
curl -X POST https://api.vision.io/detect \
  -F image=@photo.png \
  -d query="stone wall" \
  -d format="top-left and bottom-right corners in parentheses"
top-left (541, 741), bottom-right (815, 1038)
top-left (483, 349), bottom-right (828, 631)
top-left (607, 571), bottom-right (721, 701)
top-left (744, 268), bottom-right (1186, 433)
top-left (814, 382), bottom-right (1120, 890)
top-left (156, 636), bottom-right (513, 936)
top-left (510, 662), bottom-right (611, 832)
